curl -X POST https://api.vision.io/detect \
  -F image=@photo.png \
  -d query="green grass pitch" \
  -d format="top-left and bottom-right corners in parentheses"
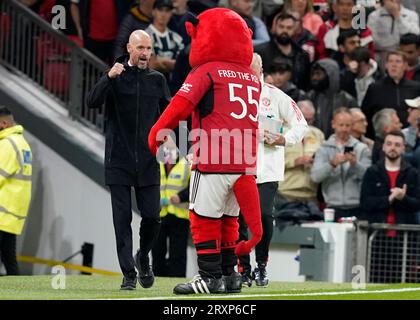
top-left (0, 275), bottom-right (420, 300)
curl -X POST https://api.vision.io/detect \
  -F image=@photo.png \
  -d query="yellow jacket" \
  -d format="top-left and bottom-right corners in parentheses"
top-left (0, 125), bottom-right (32, 235)
top-left (160, 158), bottom-right (190, 220)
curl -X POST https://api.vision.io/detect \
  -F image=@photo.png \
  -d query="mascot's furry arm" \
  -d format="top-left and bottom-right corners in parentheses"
top-left (148, 95), bottom-right (195, 156)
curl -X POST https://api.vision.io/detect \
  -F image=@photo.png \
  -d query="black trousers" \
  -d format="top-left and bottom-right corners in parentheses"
top-left (109, 184), bottom-right (161, 278)
top-left (238, 181), bottom-right (278, 274)
top-left (152, 214), bottom-right (190, 277)
top-left (0, 230), bottom-right (19, 275)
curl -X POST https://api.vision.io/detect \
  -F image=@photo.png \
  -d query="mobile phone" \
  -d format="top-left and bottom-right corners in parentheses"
top-left (344, 146), bottom-right (354, 153)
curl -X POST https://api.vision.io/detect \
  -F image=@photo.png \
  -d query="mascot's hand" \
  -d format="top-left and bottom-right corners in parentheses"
top-left (148, 95), bottom-right (196, 156)
top-left (148, 126), bottom-right (165, 156)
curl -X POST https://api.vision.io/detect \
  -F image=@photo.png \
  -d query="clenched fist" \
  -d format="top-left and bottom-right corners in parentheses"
top-left (108, 63), bottom-right (126, 79)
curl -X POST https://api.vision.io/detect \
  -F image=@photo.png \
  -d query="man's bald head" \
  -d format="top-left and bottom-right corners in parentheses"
top-left (250, 53), bottom-right (263, 79)
top-left (127, 30), bottom-right (153, 69)
top-left (128, 30), bottom-right (151, 45)
top-left (297, 100), bottom-right (315, 125)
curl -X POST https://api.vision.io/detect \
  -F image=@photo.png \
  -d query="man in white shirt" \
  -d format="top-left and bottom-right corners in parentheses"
top-left (238, 53), bottom-right (308, 287)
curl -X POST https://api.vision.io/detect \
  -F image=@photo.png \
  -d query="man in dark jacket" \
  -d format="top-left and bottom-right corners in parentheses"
top-left (255, 12), bottom-right (311, 91)
top-left (362, 50), bottom-right (420, 139)
top-left (87, 30), bottom-right (171, 290)
top-left (307, 58), bottom-right (358, 137)
top-left (361, 131), bottom-right (420, 224)
top-left (360, 131), bottom-right (420, 283)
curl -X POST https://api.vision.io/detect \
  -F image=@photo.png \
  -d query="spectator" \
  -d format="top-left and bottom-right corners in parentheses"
top-left (278, 100), bottom-right (325, 203)
top-left (402, 97), bottom-right (420, 168)
top-left (360, 130), bottom-right (420, 224)
top-left (362, 50), bottom-right (420, 139)
top-left (333, 29), bottom-right (360, 71)
top-left (152, 138), bottom-right (191, 277)
top-left (87, 30), bottom-right (171, 290)
top-left (316, 0), bottom-right (375, 59)
top-left (307, 58), bottom-right (357, 137)
top-left (146, 0), bottom-right (184, 81)
top-left (284, 0), bottom-right (324, 36)
top-left (70, 0), bottom-right (123, 64)
top-left (310, 107), bottom-right (371, 220)
top-left (372, 108), bottom-right (403, 163)
top-left (228, 0), bottom-right (270, 46)
top-left (238, 53), bottom-right (308, 288)
top-left (360, 130), bottom-right (420, 283)
top-left (255, 12), bottom-right (311, 90)
top-left (266, 58), bottom-right (308, 102)
top-left (114, 0), bottom-right (156, 60)
top-left (368, 0), bottom-right (420, 66)
top-left (168, 0), bottom-right (192, 46)
top-left (341, 46), bottom-right (383, 106)
top-left (288, 10), bottom-right (318, 62)
top-left (350, 107), bottom-right (374, 151)
top-left (399, 33), bottom-right (420, 81)
top-left (0, 106), bottom-right (32, 275)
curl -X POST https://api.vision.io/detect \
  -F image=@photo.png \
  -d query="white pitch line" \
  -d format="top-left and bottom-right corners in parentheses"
top-left (127, 287), bottom-right (420, 300)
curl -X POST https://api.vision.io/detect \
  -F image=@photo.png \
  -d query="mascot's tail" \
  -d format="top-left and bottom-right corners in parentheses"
top-left (233, 175), bottom-right (262, 256)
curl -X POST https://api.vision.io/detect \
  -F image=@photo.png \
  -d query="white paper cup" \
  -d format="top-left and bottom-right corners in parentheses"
top-left (324, 208), bottom-right (335, 222)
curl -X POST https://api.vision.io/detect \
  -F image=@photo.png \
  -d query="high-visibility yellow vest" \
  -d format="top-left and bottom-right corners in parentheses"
top-left (0, 125), bottom-right (32, 235)
top-left (160, 158), bottom-right (190, 220)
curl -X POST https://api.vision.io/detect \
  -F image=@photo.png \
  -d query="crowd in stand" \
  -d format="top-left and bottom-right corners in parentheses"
top-left (23, 0), bottom-right (420, 226)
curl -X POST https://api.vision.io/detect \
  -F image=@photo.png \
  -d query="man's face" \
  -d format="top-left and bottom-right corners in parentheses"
top-left (127, 34), bottom-right (153, 69)
top-left (0, 116), bottom-right (12, 131)
top-left (400, 43), bottom-right (419, 67)
top-left (383, 134), bottom-right (405, 161)
top-left (340, 35), bottom-right (360, 54)
top-left (334, 0), bottom-right (354, 21)
top-left (384, 113), bottom-right (403, 133)
top-left (311, 68), bottom-right (326, 82)
top-left (230, 0), bottom-right (255, 16)
top-left (250, 57), bottom-right (263, 79)
top-left (269, 71), bottom-right (291, 90)
top-left (172, 0), bottom-right (187, 10)
top-left (300, 105), bottom-right (315, 125)
top-left (385, 54), bottom-right (407, 80)
top-left (351, 111), bottom-right (368, 135)
top-left (152, 7), bottom-right (173, 26)
top-left (273, 18), bottom-right (296, 38)
top-left (407, 107), bottom-right (420, 127)
top-left (332, 112), bottom-right (352, 141)
top-left (291, 0), bottom-right (308, 13)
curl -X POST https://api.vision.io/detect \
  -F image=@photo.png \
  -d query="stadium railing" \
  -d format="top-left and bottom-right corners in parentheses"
top-left (355, 221), bottom-right (420, 283)
top-left (0, 0), bottom-right (107, 133)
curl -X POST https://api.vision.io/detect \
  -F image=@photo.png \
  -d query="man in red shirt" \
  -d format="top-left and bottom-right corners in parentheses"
top-left (361, 131), bottom-right (420, 225)
top-left (360, 131), bottom-right (420, 282)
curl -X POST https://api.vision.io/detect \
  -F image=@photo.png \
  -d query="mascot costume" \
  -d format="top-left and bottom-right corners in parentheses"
top-left (148, 8), bottom-right (263, 295)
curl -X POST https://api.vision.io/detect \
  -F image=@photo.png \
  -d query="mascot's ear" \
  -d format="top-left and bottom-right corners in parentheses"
top-left (185, 13), bottom-right (199, 39)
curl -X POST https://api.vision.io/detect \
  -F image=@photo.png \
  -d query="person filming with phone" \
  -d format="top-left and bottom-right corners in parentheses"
top-left (310, 107), bottom-right (371, 220)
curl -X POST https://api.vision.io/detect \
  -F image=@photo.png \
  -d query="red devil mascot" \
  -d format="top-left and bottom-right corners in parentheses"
top-left (148, 8), bottom-right (263, 294)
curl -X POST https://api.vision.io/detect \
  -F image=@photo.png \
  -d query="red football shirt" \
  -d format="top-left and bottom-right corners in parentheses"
top-left (386, 169), bottom-right (399, 237)
top-left (176, 61), bottom-right (261, 174)
top-left (89, 0), bottom-right (118, 41)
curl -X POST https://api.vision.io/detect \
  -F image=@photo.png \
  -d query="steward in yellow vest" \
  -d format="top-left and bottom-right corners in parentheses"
top-left (0, 107), bottom-right (32, 275)
top-left (152, 153), bottom-right (191, 277)
top-left (159, 158), bottom-right (190, 220)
